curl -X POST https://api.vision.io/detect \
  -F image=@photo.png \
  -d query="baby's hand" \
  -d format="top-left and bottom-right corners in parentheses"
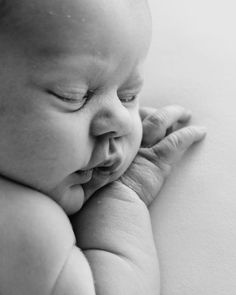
top-left (119, 105), bottom-right (207, 206)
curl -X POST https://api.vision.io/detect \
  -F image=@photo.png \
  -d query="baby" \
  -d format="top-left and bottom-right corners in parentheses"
top-left (0, 0), bottom-right (206, 294)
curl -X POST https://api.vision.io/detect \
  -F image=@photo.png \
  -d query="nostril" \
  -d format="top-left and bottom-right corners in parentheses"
top-left (107, 131), bottom-right (117, 138)
top-left (109, 137), bottom-right (120, 153)
top-left (91, 103), bottom-right (132, 138)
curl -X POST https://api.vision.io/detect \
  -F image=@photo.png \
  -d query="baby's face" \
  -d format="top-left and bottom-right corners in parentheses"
top-left (0, 0), bottom-right (151, 214)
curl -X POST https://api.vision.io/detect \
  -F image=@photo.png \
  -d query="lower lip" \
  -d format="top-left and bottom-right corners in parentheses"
top-left (94, 161), bottom-right (122, 175)
top-left (75, 169), bottom-right (93, 183)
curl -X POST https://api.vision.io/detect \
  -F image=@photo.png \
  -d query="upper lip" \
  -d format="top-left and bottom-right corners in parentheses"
top-left (80, 156), bottom-right (123, 175)
top-left (96, 157), bottom-right (122, 172)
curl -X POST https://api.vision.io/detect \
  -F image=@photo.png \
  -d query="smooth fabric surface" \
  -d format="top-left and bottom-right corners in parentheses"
top-left (141, 1), bottom-right (236, 294)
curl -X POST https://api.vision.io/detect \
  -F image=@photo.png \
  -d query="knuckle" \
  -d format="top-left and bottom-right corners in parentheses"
top-left (139, 107), bottom-right (155, 121)
top-left (166, 133), bottom-right (183, 149)
top-left (148, 111), bottom-right (167, 135)
top-left (152, 145), bottom-right (173, 172)
top-left (167, 126), bottom-right (199, 150)
top-left (181, 126), bottom-right (197, 139)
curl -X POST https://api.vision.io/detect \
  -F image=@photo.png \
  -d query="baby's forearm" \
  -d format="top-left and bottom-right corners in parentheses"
top-left (71, 183), bottom-right (160, 295)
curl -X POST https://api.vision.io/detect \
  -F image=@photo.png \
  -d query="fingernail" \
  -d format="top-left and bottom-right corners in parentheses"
top-left (198, 126), bottom-right (207, 135)
top-left (186, 110), bottom-right (192, 117)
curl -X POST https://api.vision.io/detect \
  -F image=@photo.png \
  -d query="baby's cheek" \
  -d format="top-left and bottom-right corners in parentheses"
top-left (133, 112), bottom-right (143, 149)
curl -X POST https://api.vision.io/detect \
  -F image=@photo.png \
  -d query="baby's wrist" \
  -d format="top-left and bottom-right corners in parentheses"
top-left (117, 174), bottom-right (152, 206)
top-left (105, 180), bottom-right (147, 206)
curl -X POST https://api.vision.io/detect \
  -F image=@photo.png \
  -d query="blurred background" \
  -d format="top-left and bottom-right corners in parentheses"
top-left (141, 0), bottom-right (236, 294)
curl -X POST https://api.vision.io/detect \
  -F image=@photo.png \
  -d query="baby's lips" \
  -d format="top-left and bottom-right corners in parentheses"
top-left (75, 169), bottom-right (93, 184)
top-left (95, 157), bottom-right (123, 175)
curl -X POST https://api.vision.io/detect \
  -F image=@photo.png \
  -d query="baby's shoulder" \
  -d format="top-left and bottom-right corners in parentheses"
top-left (0, 177), bottom-right (76, 294)
top-left (0, 176), bottom-right (74, 239)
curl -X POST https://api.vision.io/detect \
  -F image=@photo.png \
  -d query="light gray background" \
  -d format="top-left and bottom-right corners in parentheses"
top-left (141, 0), bottom-right (236, 294)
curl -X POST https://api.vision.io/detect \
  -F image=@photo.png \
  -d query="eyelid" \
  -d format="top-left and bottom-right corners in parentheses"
top-left (46, 89), bottom-right (94, 111)
top-left (118, 81), bottom-right (142, 92)
top-left (119, 78), bottom-right (144, 93)
top-left (118, 87), bottom-right (140, 97)
top-left (47, 87), bottom-right (92, 100)
top-left (118, 92), bottom-right (139, 103)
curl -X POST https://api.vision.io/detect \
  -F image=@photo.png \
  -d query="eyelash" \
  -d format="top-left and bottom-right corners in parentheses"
top-left (119, 94), bottom-right (137, 103)
top-left (48, 89), bottom-right (138, 110)
top-left (47, 89), bottom-right (93, 107)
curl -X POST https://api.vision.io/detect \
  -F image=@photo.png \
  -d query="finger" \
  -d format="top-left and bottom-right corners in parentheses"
top-left (152, 125), bottom-right (207, 166)
top-left (139, 106), bottom-right (157, 121)
top-left (142, 105), bottom-right (192, 147)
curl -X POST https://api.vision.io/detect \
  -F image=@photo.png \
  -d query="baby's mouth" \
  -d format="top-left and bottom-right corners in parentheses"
top-left (94, 158), bottom-right (123, 175)
top-left (75, 169), bottom-right (93, 184)
top-left (77, 157), bottom-right (123, 181)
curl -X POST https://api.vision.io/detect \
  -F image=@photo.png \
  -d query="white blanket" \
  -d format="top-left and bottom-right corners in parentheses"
top-left (143, 0), bottom-right (236, 294)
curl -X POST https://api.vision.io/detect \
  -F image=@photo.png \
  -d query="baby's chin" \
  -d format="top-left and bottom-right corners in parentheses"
top-left (52, 170), bottom-right (121, 215)
top-left (46, 168), bottom-right (119, 215)
top-left (49, 183), bottom-right (85, 215)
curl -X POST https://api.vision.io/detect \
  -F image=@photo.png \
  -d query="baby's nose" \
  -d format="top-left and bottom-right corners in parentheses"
top-left (90, 95), bottom-right (132, 138)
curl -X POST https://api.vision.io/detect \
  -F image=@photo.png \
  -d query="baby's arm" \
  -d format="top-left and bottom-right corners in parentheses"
top-left (71, 105), bottom-right (207, 295)
top-left (71, 183), bottom-right (160, 294)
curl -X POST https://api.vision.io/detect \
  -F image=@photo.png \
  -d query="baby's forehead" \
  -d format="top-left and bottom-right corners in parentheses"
top-left (0, 0), bottom-right (151, 53)
top-left (0, 0), bottom-right (150, 44)
top-left (0, 0), bottom-right (149, 19)
top-left (0, 0), bottom-right (151, 90)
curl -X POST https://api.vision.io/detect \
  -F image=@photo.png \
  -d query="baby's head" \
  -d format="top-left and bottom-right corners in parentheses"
top-left (0, 0), bottom-right (151, 214)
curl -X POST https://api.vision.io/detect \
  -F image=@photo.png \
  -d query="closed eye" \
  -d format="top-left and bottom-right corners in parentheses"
top-left (118, 90), bottom-right (139, 104)
top-left (47, 89), bottom-right (94, 109)
top-left (119, 94), bottom-right (137, 103)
